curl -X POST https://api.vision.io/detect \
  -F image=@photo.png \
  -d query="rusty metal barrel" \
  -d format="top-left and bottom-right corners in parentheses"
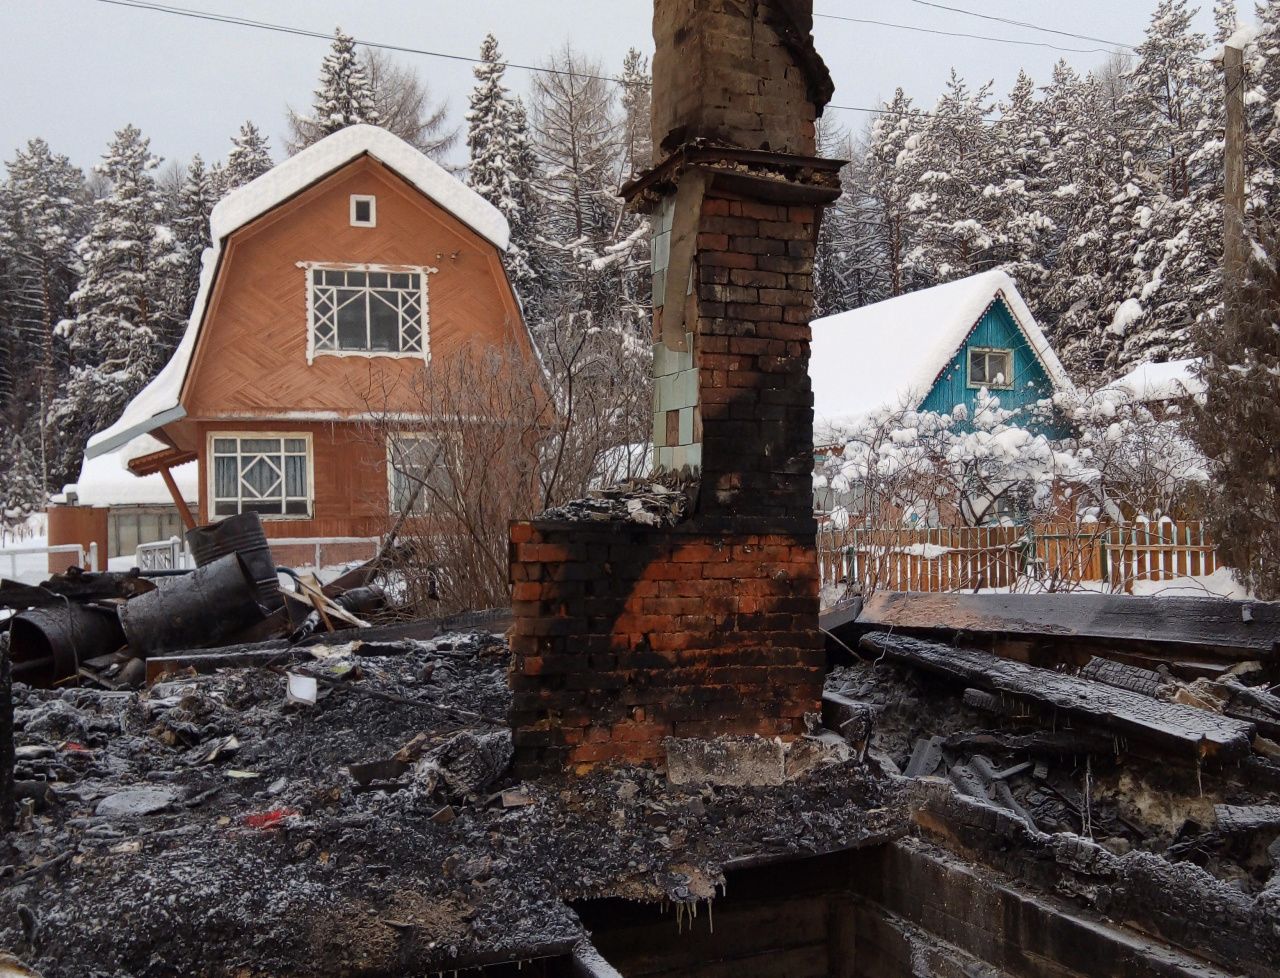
top-left (9, 604), bottom-right (126, 687)
top-left (185, 512), bottom-right (282, 610)
top-left (118, 553), bottom-right (268, 657)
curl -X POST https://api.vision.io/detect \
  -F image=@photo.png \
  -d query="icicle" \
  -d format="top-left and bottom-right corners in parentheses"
top-left (1083, 754), bottom-right (1093, 838)
top-left (708, 899), bottom-right (714, 934)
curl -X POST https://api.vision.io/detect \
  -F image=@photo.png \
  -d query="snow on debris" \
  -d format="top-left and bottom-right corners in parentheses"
top-left (809, 269), bottom-right (1073, 440)
top-left (1107, 357), bottom-right (1205, 403)
top-left (87, 125), bottom-right (508, 463)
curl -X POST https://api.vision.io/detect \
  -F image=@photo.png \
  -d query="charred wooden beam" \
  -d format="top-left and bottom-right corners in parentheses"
top-left (1214, 804), bottom-right (1280, 835)
top-left (850, 592), bottom-right (1280, 675)
top-left (861, 632), bottom-right (1255, 762)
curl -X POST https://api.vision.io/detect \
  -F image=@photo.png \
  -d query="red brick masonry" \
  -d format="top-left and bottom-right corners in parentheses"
top-left (508, 519), bottom-right (823, 776)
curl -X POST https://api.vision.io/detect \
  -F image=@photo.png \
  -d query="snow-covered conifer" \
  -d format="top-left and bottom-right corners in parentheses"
top-left (286, 28), bottom-right (380, 152)
top-left (224, 121), bottom-right (273, 190)
top-left (50, 125), bottom-right (184, 466)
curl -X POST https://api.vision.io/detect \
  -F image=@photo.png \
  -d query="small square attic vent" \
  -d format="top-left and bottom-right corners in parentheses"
top-left (350, 195), bottom-right (376, 227)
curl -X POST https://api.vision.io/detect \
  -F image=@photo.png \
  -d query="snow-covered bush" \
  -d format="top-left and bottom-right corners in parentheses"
top-left (815, 385), bottom-right (1208, 529)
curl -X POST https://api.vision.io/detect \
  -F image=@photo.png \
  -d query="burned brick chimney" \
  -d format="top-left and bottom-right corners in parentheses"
top-left (508, 0), bottom-right (844, 776)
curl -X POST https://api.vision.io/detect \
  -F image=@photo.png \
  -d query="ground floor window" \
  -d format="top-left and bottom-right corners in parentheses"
top-left (211, 434), bottom-right (312, 518)
top-left (387, 434), bottom-right (453, 516)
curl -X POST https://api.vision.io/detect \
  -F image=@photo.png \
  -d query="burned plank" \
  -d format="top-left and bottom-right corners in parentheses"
top-left (1078, 657), bottom-right (1171, 698)
top-left (942, 730), bottom-right (1117, 758)
top-left (1213, 804), bottom-right (1280, 835)
top-left (854, 591), bottom-right (1280, 667)
top-left (860, 632), bottom-right (1255, 762)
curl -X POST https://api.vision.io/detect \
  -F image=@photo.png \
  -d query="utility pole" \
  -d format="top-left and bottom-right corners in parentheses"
top-left (1223, 43), bottom-right (1247, 333)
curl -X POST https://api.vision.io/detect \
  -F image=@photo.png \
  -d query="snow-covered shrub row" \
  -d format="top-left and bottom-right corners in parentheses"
top-left (814, 386), bottom-right (1208, 529)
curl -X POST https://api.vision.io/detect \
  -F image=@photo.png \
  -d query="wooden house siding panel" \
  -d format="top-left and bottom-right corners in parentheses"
top-left (919, 298), bottom-right (1057, 421)
top-left (182, 156), bottom-right (526, 422)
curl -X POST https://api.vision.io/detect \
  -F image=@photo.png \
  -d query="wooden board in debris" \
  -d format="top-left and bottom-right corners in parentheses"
top-left (851, 591), bottom-right (1280, 671)
top-left (861, 632), bottom-right (1256, 762)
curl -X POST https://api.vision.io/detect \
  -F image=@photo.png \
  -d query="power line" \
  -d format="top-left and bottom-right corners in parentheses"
top-left (812, 10), bottom-right (1132, 57)
top-left (89, 0), bottom-right (638, 85)
top-left (900, 0), bottom-right (1138, 52)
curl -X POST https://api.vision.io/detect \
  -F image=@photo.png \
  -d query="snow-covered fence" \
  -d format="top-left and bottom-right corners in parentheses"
top-left (1104, 520), bottom-right (1217, 591)
top-left (0, 542), bottom-right (98, 581)
top-left (136, 537), bottom-right (190, 572)
top-left (818, 521), bottom-right (1219, 595)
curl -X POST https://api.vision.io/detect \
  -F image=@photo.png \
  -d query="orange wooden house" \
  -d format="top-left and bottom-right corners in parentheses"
top-left (78, 124), bottom-right (533, 551)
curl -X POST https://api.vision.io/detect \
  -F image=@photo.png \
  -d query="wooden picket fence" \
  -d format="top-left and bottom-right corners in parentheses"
top-left (817, 520), bottom-right (1218, 594)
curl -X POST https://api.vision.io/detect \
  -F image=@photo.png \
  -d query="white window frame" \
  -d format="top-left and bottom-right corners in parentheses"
top-left (349, 194), bottom-right (377, 227)
top-left (300, 261), bottom-right (436, 365)
top-left (208, 431), bottom-right (314, 521)
top-left (967, 347), bottom-right (1014, 390)
top-left (386, 432), bottom-right (455, 517)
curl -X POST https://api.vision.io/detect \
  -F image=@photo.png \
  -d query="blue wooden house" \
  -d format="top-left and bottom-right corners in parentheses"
top-left (809, 269), bottom-right (1075, 441)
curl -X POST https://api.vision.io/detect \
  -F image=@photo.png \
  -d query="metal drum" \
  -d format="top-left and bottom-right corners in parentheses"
top-left (117, 553), bottom-right (267, 656)
top-left (185, 511), bottom-right (282, 610)
top-left (9, 604), bottom-right (126, 687)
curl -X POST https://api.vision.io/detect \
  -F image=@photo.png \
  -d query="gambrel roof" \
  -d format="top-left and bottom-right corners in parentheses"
top-left (808, 269), bottom-right (1073, 432)
top-left (86, 125), bottom-right (509, 462)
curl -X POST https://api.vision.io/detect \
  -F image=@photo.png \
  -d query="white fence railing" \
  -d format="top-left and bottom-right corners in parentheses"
top-left (132, 534), bottom-right (381, 575)
top-left (0, 542), bottom-right (99, 581)
top-left (136, 536), bottom-right (191, 571)
top-left (267, 536), bottom-right (382, 570)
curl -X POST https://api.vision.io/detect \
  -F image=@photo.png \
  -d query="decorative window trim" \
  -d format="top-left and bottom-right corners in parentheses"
top-left (349, 194), bottom-right (377, 227)
top-left (967, 346), bottom-right (1015, 390)
top-left (385, 431), bottom-right (455, 516)
top-left (207, 431), bottom-right (314, 521)
top-left (299, 261), bottom-right (436, 365)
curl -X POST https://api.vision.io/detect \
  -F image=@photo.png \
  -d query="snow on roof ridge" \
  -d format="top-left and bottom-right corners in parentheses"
top-left (211, 125), bottom-right (509, 250)
top-left (809, 269), bottom-right (1074, 436)
top-left (87, 126), bottom-right (509, 462)
top-left (1108, 357), bottom-right (1205, 402)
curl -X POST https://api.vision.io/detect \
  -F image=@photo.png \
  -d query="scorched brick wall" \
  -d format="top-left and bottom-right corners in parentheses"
top-left (508, 520), bottom-right (823, 775)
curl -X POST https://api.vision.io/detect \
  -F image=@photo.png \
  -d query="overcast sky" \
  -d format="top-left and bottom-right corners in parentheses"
top-left (3, 0), bottom-right (1226, 175)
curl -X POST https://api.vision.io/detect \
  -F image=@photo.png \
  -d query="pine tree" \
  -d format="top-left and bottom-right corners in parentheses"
top-left (1107, 0), bottom-right (1214, 370)
top-left (1190, 224), bottom-right (1280, 597)
top-left (466, 34), bottom-right (545, 318)
top-left (1040, 63), bottom-right (1130, 373)
top-left (50, 125), bottom-right (184, 469)
top-left (904, 71), bottom-right (999, 283)
top-left (1, 139), bottom-right (90, 492)
top-left (174, 154), bottom-right (216, 316)
top-left (0, 428), bottom-right (42, 526)
top-left (863, 89), bottom-right (927, 297)
top-left (286, 28), bottom-right (380, 152)
top-left (224, 121), bottom-right (273, 190)
top-left (530, 44), bottom-right (628, 330)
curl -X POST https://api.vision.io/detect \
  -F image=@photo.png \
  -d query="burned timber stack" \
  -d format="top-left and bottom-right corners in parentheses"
top-left (508, 0), bottom-right (843, 775)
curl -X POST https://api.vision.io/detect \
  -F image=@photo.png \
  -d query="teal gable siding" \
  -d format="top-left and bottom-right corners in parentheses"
top-left (918, 298), bottom-right (1061, 433)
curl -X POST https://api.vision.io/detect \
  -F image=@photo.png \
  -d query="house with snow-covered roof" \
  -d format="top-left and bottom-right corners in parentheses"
top-left (57, 125), bottom-right (535, 560)
top-left (808, 269), bottom-right (1075, 442)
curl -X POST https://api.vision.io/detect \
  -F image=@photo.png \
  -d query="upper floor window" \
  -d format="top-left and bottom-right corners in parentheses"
top-left (305, 264), bottom-right (429, 363)
top-left (968, 347), bottom-right (1013, 389)
top-left (350, 194), bottom-right (376, 227)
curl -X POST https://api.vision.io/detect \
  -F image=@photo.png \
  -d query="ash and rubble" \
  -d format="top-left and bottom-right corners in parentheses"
top-left (829, 653), bottom-right (1280, 897)
top-left (538, 478), bottom-right (691, 527)
top-left (0, 631), bottom-right (905, 977)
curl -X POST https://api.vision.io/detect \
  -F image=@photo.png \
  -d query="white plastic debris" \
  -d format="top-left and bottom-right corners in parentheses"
top-left (286, 673), bottom-right (318, 706)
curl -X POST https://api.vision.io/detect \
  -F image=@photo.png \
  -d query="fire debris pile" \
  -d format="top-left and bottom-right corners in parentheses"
top-left (0, 628), bottom-right (904, 977)
top-left (824, 590), bottom-right (1280, 976)
top-left (1, 513), bottom-right (390, 692)
top-left (539, 479), bottom-right (691, 528)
